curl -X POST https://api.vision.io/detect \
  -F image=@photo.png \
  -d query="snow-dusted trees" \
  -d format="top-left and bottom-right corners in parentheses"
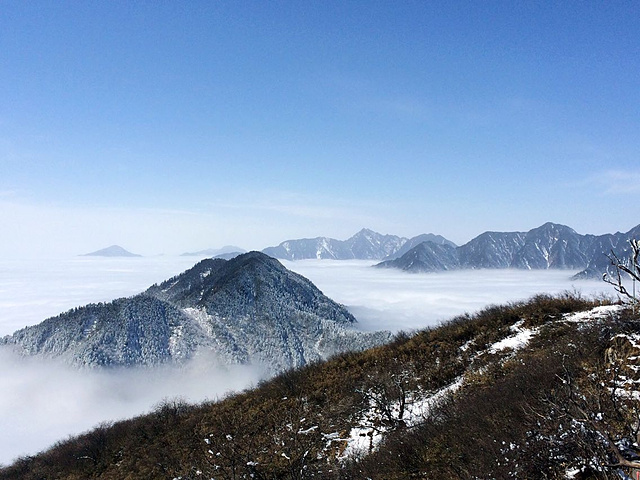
top-left (536, 356), bottom-right (639, 477)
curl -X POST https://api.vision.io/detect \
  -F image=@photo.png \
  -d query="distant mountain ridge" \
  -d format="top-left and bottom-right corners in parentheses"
top-left (1, 252), bottom-right (389, 371)
top-left (262, 228), bottom-right (456, 261)
top-left (82, 245), bottom-right (141, 257)
top-left (376, 222), bottom-right (640, 277)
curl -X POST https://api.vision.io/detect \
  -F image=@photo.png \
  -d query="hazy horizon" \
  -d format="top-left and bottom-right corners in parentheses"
top-left (3, 218), bottom-right (638, 262)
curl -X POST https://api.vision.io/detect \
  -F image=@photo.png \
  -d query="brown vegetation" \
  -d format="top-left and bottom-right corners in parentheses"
top-left (4, 293), bottom-right (639, 479)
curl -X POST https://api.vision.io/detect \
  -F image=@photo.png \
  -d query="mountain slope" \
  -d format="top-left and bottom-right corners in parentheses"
top-left (5, 295), bottom-right (638, 479)
top-left (574, 224), bottom-right (640, 279)
top-left (510, 222), bottom-right (592, 269)
top-left (343, 228), bottom-right (406, 260)
top-left (261, 236), bottom-right (350, 260)
top-left (458, 230), bottom-right (526, 268)
top-left (3, 296), bottom-right (201, 367)
top-left (2, 252), bottom-right (389, 371)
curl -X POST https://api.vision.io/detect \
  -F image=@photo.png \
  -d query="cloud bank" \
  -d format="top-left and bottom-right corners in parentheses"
top-left (0, 349), bottom-right (264, 466)
top-left (284, 260), bottom-right (610, 332)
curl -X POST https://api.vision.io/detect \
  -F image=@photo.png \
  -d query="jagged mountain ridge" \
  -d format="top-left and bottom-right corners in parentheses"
top-left (377, 222), bottom-right (640, 276)
top-left (262, 228), bottom-right (456, 261)
top-left (1, 252), bottom-right (390, 371)
top-left (574, 224), bottom-right (640, 278)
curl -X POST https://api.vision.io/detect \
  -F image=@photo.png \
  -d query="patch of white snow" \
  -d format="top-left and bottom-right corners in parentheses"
top-left (489, 320), bottom-right (535, 354)
top-left (562, 304), bottom-right (622, 323)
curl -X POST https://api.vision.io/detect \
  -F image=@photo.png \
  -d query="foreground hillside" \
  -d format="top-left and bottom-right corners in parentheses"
top-left (3, 294), bottom-right (640, 479)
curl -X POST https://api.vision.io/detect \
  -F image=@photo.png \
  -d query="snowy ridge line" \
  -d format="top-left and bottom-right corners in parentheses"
top-left (486, 304), bottom-right (622, 357)
top-left (561, 304), bottom-right (623, 323)
top-left (376, 222), bottom-right (640, 275)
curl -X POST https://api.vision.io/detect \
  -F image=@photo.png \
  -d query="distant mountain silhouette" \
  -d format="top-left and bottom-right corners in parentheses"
top-left (213, 251), bottom-right (244, 260)
top-left (82, 245), bottom-right (142, 257)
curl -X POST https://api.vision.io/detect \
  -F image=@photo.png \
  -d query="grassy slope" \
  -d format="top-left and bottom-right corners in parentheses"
top-left (3, 294), bottom-right (637, 480)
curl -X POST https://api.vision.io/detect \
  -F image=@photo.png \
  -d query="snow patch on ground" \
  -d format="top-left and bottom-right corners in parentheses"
top-left (562, 304), bottom-right (622, 323)
top-left (613, 332), bottom-right (640, 349)
top-left (489, 320), bottom-right (536, 354)
top-left (183, 307), bottom-right (214, 336)
top-left (460, 338), bottom-right (475, 352)
top-left (341, 377), bottom-right (464, 458)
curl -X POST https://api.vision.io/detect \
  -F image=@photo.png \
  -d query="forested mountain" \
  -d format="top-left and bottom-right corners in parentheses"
top-left (4, 294), bottom-right (640, 479)
top-left (377, 222), bottom-right (640, 276)
top-left (262, 228), bottom-right (455, 260)
top-left (1, 252), bottom-right (389, 371)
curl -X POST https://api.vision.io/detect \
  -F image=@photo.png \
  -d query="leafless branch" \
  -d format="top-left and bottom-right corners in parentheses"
top-left (603, 239), bottom-right (640, 303)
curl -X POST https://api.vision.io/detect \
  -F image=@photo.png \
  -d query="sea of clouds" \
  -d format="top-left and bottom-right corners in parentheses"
top-left (283, 259), bottom-right (610, 332)
top-left (0, 255), bottom-right (611, 465)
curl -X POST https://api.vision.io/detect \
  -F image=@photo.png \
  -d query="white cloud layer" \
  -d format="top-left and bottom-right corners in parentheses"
top-left (0, 256), bottom-right (203, 335)
top-left (0, 256), bottom-right (613, 465)
top-left (0, 349), bottom-right (264, 466)
top-left (283, 260), bottom-right (610, 332)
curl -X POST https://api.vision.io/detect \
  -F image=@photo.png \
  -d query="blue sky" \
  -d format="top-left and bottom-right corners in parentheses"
top-left (1, 1), bottom-right (639, 257)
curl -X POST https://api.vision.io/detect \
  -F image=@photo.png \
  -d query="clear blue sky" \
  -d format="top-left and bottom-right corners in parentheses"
top-left (1, 1), bottom-right (638, 257)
